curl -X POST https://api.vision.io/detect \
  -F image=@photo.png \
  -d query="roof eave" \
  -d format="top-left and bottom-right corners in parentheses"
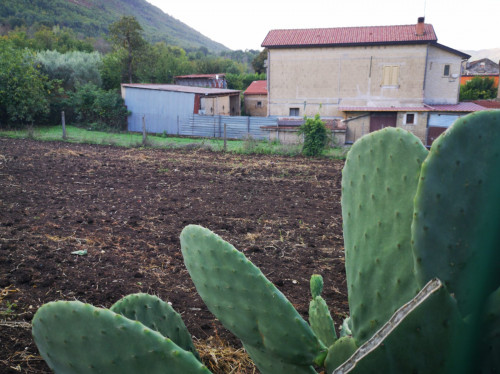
top-left (262, 39), bottom-right (436, 49)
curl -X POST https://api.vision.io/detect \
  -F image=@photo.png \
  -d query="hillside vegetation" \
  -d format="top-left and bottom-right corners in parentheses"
top-left (0, 0), bottom-right (228, 52)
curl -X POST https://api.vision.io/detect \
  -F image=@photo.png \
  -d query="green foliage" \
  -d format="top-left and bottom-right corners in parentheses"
top-left (35, 50), bottom-right (102, 90)
top-left (226, 73), bottom-right (266, 91)
top-left (68, 84), bottom-right (129, 131)
top-left (135, 42), bottom-right (194, 85)
top-left (297, 114), bottom-right (331, 157)
top-left (459, 76), bottom-right (497, 100)
top-left (252, 49), bottom-right (267, 74)
top-left (0, 39), bottom-right (50, 126)
top-left (109, 16), bottom-right (146, 83)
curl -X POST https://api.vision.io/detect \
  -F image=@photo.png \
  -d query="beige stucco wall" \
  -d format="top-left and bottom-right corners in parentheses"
top-left (267, 44), bottom-right (430, 117)
top-left (244, 94), bottom-right (268, 116)
top-left (397, 111), bottom-right (428, 143)
top-left (423, 45), bottom-right (463, 105)
top-left (201, 96), bottom-right (231, 116)
top-left (345, 111), bottom-right (429, 144)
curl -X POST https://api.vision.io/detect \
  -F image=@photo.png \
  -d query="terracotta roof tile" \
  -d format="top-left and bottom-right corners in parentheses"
top-left (244, 80), bottom-right (267, 95)
top-left (262, 24), bottom-right (437, 48)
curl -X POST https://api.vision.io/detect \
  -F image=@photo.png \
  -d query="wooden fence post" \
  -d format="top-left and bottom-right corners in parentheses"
top-left (223, 123), bottom-right (227, 152)
top-left (61, 111), bottom-right (67, 140)
top-left (142, 115), bottom-right (147, 145)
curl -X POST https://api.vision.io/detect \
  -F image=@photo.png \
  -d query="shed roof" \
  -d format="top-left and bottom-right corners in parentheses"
top-left (340, 102), bottom-right (487, 113)
top-left (174, 74), bottom-right (226, 79)
top-left (244, 80), bottom-right (268, 95)
top-left (472, 100), bottom-right (500, 109)
top-left (122, 84), bottom-right (239, 95)
top-left (262, 23), bottom-right (437, 48)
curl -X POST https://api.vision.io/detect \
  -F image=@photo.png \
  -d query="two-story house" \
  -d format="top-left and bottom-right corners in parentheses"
top-left (261, 18), bottom-right (474, 144)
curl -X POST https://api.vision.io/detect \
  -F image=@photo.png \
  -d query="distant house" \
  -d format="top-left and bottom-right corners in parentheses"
top-left (261, 17), bottom-right (482, 146)
top-left (461, 58), bottom-right (499, 88)
top-left (174, 74), bottom-right (227, 89)
top-left (244, 80), bottom-right (268, 116)
top-left (121, 84), bottom-right (240, 134)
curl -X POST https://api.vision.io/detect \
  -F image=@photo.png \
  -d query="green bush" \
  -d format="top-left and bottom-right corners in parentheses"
top-left (69, 84), bottom-right (129, 131)
top-left (459, 76), bottom-right (497, 100)
top-left (298, 114), bottom-right (331, 157)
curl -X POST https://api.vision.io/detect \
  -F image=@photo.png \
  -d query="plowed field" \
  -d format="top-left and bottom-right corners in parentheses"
top-left (0, 138), bottom-right (347, 373)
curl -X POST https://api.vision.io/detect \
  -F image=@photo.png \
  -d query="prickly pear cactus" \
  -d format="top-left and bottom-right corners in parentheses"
top-left (342, 127), bottom-right (428, 344)
top-left (412, 110), bottom-right (500, 317)
top-left (32, 301), bottom-right (211, 374)
top-left (180, 225), bottom-right (325, 369)
top-left (335, 279), bottom-right (463, 374)
top-left (324, 336), bottom-right (358, 373)
top-left (111, 293), bottom-right (200, 360)
top-left (309, 274), bottom-right (337, 347)
top-left (243, 343), bottom-right (318, 374)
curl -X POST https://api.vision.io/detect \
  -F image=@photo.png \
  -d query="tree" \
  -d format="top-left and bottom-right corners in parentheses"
top-left (252, 49), bottom-right (268, 74)
top-left (459, 77), bottom-right (497, 101)
top-left (0, 39), bottom-right (50, 127)
top-left (109, 16), bottom-right (146, 83)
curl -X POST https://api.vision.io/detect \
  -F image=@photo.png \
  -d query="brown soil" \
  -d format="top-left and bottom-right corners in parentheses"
top-left (0, 138), bottom-right (348, 373)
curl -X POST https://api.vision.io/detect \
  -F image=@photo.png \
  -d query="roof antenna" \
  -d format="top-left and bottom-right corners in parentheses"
top-left (423, 0), bottom-right (427, 18)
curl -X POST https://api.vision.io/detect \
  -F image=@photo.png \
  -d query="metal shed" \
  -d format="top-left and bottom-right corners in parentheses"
top-left (121, 84), bottom-right (241, 134)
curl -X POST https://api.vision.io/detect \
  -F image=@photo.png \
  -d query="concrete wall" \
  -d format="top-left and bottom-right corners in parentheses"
top-left (267, 44), bottom-right (430, 117)
top-left (344, 111), bottom-right (429, 144)
top-left (397, 111), bottom-right (428, 143)
top-left (423, 45), bottom-right (463, 105)
top-left (244, 94), bottom-right (268, 116)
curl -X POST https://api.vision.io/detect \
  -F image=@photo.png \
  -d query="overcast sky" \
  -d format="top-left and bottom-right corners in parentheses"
top-left (147, 0), bottom-right (498, 52)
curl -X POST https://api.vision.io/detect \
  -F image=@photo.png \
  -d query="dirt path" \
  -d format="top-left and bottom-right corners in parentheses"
top-left (0, 138), bottom-right (347, 373)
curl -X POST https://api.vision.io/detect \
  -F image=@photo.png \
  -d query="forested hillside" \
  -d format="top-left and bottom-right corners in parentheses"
top-left (0, 0), bottom-right (228, 52)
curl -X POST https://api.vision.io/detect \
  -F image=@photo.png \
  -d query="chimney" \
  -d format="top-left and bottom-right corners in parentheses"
top-left (416, 17), bottom-right (425, 36)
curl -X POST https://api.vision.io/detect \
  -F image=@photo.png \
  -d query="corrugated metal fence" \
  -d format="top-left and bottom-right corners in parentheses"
top-left (179, 115), bottom-right (276, 140)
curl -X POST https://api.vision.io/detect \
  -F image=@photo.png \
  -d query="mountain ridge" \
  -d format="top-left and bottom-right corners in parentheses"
top-left (0, 0), bottom-right (230, 52)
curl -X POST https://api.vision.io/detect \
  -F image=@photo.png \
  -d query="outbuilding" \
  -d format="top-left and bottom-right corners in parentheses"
top-left (121, 84), bottom-right (241, 134)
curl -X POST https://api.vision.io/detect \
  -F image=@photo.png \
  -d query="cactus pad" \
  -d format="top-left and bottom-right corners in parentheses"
top-left (309, 296), bottom-right (337, 347)
top-left (342, 127), bottom-right (427, 344)
top-left (324, 336), bottom-right (358, 373)
top-left (32, 301), bottom-right (211, 374)
top-left (412, 110), bottom-right (500, 316)
top-left (310, 274), bottom-right (324, 298)
top-left (334, 279), bottom-right (463, 374)
top-left (243, 343), bottom-right (318, 374)
top-left (180, 225), bottom-right (324, 365)
top-left (111, 293), bottom-right (200, 360)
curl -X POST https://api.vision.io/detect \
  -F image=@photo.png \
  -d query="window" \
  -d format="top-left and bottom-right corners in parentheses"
top-left (257, 101), bottom-right (262, 108)
top-left (443, 64), bottom-right (450, 77)
top-left (289, 108), bottom-right (300, 116)
top-left (382, 66), bottom-right (399, 86)
top-left (405, 113), bottom-right (417, 125)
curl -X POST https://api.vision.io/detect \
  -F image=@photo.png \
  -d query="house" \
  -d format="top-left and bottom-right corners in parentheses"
top-left (261, 17), bottom-right (477, 145)
top-left (243, 80), bottom-right (268, 116)
top-left (461, 58), bottom-right (499, 88)
top-left (174, 74), bottom-right (227, 89)
top-left (121, 84), bottom-right (240, 134)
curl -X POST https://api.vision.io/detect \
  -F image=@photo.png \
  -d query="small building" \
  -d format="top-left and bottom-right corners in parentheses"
top-left (121, 84), bottom-right (240, 134)
top-left (174, 74), bottom-right (227, 88)
top-left (244, 80), bottom-right (268, 116)
top-left (461, 58), bottom-right (499, 88)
